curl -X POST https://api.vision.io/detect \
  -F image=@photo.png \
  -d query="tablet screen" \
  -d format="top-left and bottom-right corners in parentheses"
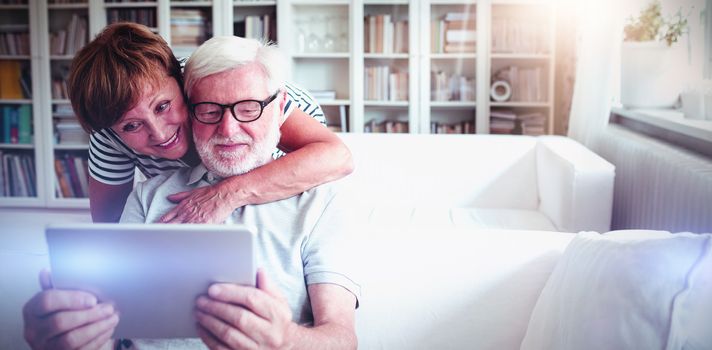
top-left (45, 223), bottom-right (255, 339)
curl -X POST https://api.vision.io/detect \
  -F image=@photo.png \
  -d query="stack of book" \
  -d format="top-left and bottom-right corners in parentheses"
top-left (49, 14), bottom-right (88, 56)
top-left (0, 151), bottom-right (36, 197)
top-left (364, 119), bottom-right (408, 133)
top-left (518, 112), bottom-right (546, 135)
top-left (489, 109), bottom-right (546, 135)
top-left (365, 66), bottom-right (408, 101)
top-left (309, 90), bottom-right (336, 102)
top-left (0, 60), bottom-right (31, 99)
top-left (0, 105), bottom-right (32, 144)
top-left (492, 66), bottom-right (546, 102)
top-left (431, 71), bottom-right (475, 102)
top-left (0, 24), bottom-right (30, 56)
top-left (430, 120), bottom-right (475, 134)
top-left (234, 14), bottom-right (275, 42)
top-left (490, 109), bottom-right (517, 134)
top-left (492, 17), bottom-right (548, 54)
top-left (54, 118), bottom-right (88, 145)
top-left (54, 153), bottom-right (89, 198)
top-left (107, 8), bottom-right (157, 28)
top-left (431, 12), bottom-right (475, 53)
top-left (171, 9), bottom-right (208, 47)
top-left (364, 15), bottom-right (408, 54)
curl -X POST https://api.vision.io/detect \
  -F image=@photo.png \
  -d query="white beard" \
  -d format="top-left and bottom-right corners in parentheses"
top-left (194, 112), bottom-right (281, 178)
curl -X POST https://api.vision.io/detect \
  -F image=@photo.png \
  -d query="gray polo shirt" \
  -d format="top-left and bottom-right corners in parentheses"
top-left (119, 164), bottom-right (360, 348)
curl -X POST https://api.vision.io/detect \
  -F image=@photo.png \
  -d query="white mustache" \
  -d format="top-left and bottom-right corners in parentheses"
top-left (208, 135), bottom-right (252, 145)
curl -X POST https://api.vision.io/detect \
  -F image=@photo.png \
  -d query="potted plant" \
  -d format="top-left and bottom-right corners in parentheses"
top-left (621, 0), bottom-right (689, 108)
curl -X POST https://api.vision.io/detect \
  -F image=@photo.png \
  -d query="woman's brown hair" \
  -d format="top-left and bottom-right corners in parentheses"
top-left (67, 23), bottom-right (184, 133)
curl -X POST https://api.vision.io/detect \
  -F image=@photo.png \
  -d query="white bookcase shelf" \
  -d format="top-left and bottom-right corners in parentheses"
top-left (0, 0), bottom-right (555, 208)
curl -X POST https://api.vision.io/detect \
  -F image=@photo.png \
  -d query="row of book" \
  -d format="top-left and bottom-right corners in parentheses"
top-left (431, 71), bottom-right (475, 102)
top-left (490, 109), bottom-right (546, 135)
top-left (54, 153), bottom-right (89, 198)
top-left (0, 151), bottom-right (36, 197)
top-left (234, 14), bottom-right (275, 42)
top-left (364, 119), bottom-right (409, 133)
top-left (0, 25), bottom-right (30, 56)
top-left (171, 9), bottom-right (210, 46)
top-left (431, 120), bottom-right (476, 134)
top-left (364, 66), bottom-right (408, 101)
top-left (493, 66), bottom-right (547, 102)
top-left (364, 15), bottom-right (408, 54)
top-left (492, 17), bottom-right (548, 54)
top-left (49, 0), bottom-right (85, 3)
top-left (107, 8), bottom-right (157, 28)
top-left (0, 60), bottom-right (31, 99)
top-left (0, 105), bottom-right (32, 144)
top-left (49, 14), bottom-right (88, 56)
top-left (52, 76), bottom-right (69, 100)
top-left (431, 12), bottom-right (475, 54)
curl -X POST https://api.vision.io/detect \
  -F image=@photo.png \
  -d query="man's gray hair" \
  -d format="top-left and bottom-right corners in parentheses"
top-left (184, 36), bottom-right (288, 99)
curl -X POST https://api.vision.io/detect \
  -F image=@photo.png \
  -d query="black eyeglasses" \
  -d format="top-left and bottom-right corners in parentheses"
top-left (190, 90), bottom-right (280, 124)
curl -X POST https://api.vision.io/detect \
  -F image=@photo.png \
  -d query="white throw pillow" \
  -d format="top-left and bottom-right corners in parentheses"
top-left (520, 230), bottom-right (711, 350)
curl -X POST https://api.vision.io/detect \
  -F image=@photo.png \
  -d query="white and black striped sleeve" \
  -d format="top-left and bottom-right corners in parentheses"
top-left (88, 130), bottom-right (136, 185)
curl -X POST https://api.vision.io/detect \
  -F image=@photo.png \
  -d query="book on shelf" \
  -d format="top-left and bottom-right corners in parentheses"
top-left (54, 154), bottom-right (88, 198)
top-left (0, 105), bottom-right (32, 144)
top-left (0, 60), bottom-right (24, 99)
top-left (432, 12), bottom-right (475, 53)
top-left (492, 66), bottom-right (546, 102)
top-left (0, 151), bottom-right (35, 197)
top-left (492, 17), bottom-right (548, 54)
top-left (489, 109), bottom-right (546, 135)
top-left (364, 119), bottom-right (408, 133)
top-left (339, 105), bottom-right (347, 132)
top-left (49, 14), bottom-right (88, 56)
top-left (365, 66), bottom-right (408, 101)
top-left (171, 9), bottom-right (208, 46)
top-left (309, 90), bottom-right (336, 101)
top-left (54, 117), bottom-right (89, 145)
top-left (235, 13), bottom-right (276, 42)
top-left (107, 8), bottom-right (157, 28)
top-left (430, 120), bottom-right (475, 134)
top-left (364, 14), bottom-right (408, 54)
top-left (431, 71), bottom-right (475, 102)
top-left (0, 24), bottom-right (30, 56)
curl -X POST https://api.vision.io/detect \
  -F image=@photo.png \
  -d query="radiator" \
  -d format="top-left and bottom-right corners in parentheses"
top-left (591, 125), bottom-right (712, 233)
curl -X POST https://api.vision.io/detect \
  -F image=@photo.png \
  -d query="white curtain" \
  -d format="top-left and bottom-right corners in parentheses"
top-left (566, 0), bottom-right (623, 146)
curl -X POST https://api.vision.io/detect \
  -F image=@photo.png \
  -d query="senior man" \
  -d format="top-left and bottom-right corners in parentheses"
top-left (22, 36), bottom-right (359, 350)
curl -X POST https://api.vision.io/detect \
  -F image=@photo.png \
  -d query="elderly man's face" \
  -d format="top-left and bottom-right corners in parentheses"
top-left (190, 64), bottom-right (283, 177)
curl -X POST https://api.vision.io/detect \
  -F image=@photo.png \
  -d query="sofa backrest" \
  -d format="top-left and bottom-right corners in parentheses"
top-left (336, 133), bottom-right (540, 209)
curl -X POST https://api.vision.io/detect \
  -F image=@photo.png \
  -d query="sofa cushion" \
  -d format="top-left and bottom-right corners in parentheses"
top-left (521, 230), bottom-right (711, 350)
top-left (337, 133), bottom-right (540, 209)
top-left (353, 227), bottom-right (574, 350)
top-left (359, 206), bottom-right (557, 231)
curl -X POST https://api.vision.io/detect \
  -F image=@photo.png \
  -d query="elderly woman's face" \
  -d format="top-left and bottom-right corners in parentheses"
top-left (111, 76), bottom-right (191, 160)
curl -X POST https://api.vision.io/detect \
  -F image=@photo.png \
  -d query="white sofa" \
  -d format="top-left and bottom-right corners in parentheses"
top-left (336, 133), bottom-right (615, 233)
top-left (13, 134), bottom-right (711, 350)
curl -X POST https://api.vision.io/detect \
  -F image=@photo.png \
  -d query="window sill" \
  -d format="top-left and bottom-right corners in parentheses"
top-left (610, 107), bottom-right (712, 158)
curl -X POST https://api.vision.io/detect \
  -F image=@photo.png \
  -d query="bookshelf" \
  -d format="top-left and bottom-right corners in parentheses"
top-left (0, 0), bottom-right (556, 209)
top-left (0, 0), bottom-right (43, 207)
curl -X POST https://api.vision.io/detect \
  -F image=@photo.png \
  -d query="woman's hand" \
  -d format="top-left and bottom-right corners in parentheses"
top-left (160, 183), bottom-right (239, 224)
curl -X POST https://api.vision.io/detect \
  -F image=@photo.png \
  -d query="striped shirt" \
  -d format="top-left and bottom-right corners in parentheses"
top-left (89, 82), bottom-right (325, 185)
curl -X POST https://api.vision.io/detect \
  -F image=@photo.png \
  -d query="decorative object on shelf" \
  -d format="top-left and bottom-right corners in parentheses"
top-left (620, 0), bottom-right (691, 108)
top-left (490, 80), bottom-right (512, 102)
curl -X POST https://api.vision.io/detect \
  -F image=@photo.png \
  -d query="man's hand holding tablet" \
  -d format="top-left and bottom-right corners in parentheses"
top-left (22, 223), bottom-right (256, 348)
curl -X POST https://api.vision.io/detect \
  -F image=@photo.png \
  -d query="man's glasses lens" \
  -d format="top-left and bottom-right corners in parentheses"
top-left (193, 101), bottom-right (262, 123)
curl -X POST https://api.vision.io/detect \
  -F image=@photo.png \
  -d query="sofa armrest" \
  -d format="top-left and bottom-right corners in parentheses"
top-left (536, 136), bottom-right (615, 232)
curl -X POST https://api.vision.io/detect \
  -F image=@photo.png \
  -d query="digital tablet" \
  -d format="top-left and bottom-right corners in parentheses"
top-left (45, 223), bottom-right (256, 339)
